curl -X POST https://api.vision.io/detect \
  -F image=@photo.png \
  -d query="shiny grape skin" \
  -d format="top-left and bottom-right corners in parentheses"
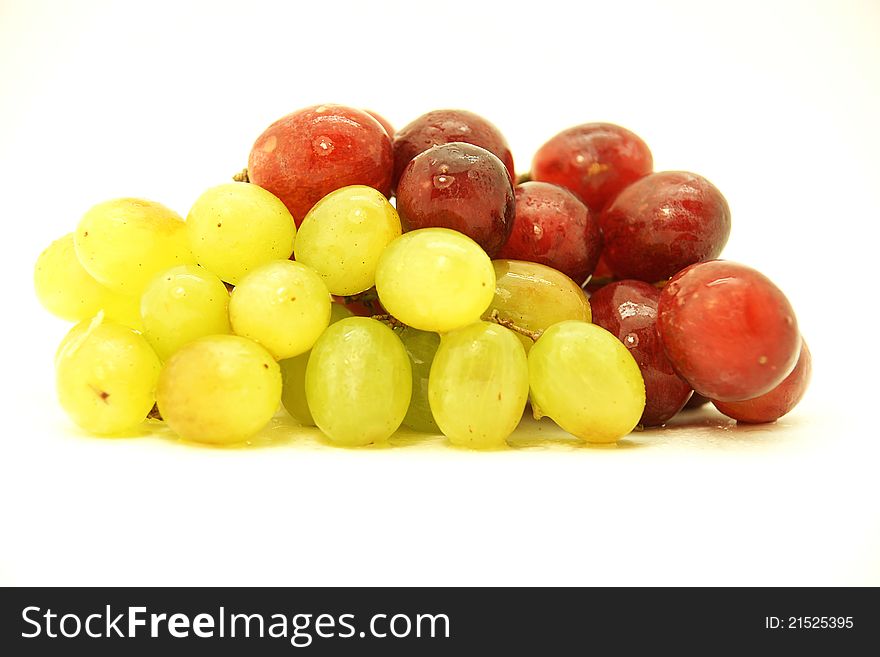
top-left (365, 110), bottom-right (395, 139)
top-left (712, 339), bottom-right (811, 423)
top-left (395, 143), bottom-right (515, 257)
top-left (531, 123), bottom-right (653, 213)
top-left (392, 109), bottom-right (515, 192)
top-left (589, 280), bottom-right (693, 426)
top-left (657, 260), bottom-right (800, 402)
top-left (599, 171), bottom-right (731, 283)
top-left (247, 104), bottom-right (393, 225)
top-left (497, 182), bottom-right (602, 285)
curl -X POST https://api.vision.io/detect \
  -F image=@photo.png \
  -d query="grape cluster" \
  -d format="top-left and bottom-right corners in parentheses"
top-left (33, 104), bottom-right (811, 449)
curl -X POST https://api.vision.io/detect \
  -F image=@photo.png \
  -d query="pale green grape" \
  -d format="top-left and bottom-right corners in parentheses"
top-left (486, 259), bottom-right (592, 351)
top-left (375, 228), bottom-right (495, 333)
top-left (528, 321), bottom-right (645, 444)
top-left (74, 198), bottom-right (194, 295)
top-left (140, 264), bottom-right (231, 360)
top-left (34, 233), bottom-right (143, 329)
top-left (294, 185), bottom-right (401, 295)
top-left (157, 335), bottom-right (281, 445)
top-left (429, 321), bottom-right (529, 448)
top-left (229, 260), bottom-right (331, 359)
top-left (306, 317), bottom-right (411, 446)
top-left (55, 315), bottom-right (161, 435)
top-left (398, 326), bottom-right (441, 433)
top-left (186, 182), bottom-right (295, 284)
top-left (280, 302), bottom-right (353, 426)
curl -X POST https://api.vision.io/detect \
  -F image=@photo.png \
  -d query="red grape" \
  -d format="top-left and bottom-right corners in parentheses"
top-left (247, 104), bottom-right (393, 225)
top-left (395, 142), bottom-right (515, 257)
top-left (599, 171), bottom-right (731, 283)
top-left (366, 110), bottom-right (395, 139)
top-left (392, 109), bottom-right (515, 192)
top-left (657, 260), bottom-right (800, 402)
top-left (590, 280), bottom-right (693, 426)
top-left (497, 182), bottom-right (601, 284)
top-left (712, 339), bottom-right (811, 423)
top-left (531, 123), bottom-right (653, 213)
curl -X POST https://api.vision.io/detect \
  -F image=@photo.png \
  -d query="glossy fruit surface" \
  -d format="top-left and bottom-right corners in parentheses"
top-left (140, 264), bottom-right (231, 360)
top-left (75, 198), bottom-right (194, 295)
top-left (532, 123), bottom-right (653, 212)
top-left (600, 171), bottom-right (731, 282)
top-left (485, 259), bottom-right (591, 351)
top-left (497, 181), bottom-right (601, 284)
top-left (712, 339), bottom-right (811, 423)
top-left (429, 322), bottom-right (529, 449)
top-left (657, 260), bottom-right (799, 401)
top-left (157, 335), bottom-right (281, 445)
top-left (528, 321), bottom-right (645, 443)
top-left (279, 303), bottom-right (353, 426)
top-left (396, 142), bottom-right (515, 257)
top-left (375, 228), bottom-right (495, 333)
top-left (294, 185), bottom-right (401, 295)
top-left (392, 109), bottom-right (514, 190)
top-left (34, 233), bottom-right (142, 328)
top-left (56, 316), bottom-right (161, 435)
top-left (589, 280), bottom-right (692, 426)
top-left (305, 317), bottom-right (411, 446)
top-left (248, 104), bottom-right (393, 224)
top-left (229, 260), bottom-right (331, 359)
top-left (186, 182), bottom-right (295, 285)
top-left (365, 110), bottom-right (395, 139)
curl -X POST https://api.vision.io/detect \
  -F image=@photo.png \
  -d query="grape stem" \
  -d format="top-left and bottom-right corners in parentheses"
top-left (232, 168), bottom-right (249, 183)
top-left (370, 314), bottom-right (408, 329)
top-left (488, 309), bottom-right (542, 342)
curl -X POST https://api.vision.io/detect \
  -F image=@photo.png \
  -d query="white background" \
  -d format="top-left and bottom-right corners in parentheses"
top-left (1, 0), bottom-right (878, 586)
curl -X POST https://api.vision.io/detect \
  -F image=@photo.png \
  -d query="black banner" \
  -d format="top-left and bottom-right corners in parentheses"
top-left (1, 587), bottom-right (876, 654)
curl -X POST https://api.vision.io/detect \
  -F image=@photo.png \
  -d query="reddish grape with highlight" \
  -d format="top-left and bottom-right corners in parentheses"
top-left (396, 142), bottom-right (515, 257)
top-left (247, 104), bottom-right (393, 225)
top-left (712, 339), bottom-right (811, 423)
top-left (657, 260), bottom-right (800, 402)
top-left (600, 171), bottom-right (731, 283)
top-left (590, 280), bottom-right (693, 426)
top-left (498, 181), bottom-right (602, 284)
top-left (392, 109), bottom-right (514, 192)
top-left (532, 122), bottom-right (653, 213)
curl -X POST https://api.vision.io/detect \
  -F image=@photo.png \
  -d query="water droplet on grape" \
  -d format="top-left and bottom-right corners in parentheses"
top-left (624, 332), bottom-right (639, 348)
top-left (313, 136), bottom-right (334, 156)
top-left (433, 174), bottom-right (454, 189)
top-left (261, 135), bottom-right (277, 153)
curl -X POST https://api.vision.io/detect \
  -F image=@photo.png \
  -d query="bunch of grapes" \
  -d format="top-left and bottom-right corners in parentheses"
top-left (33, 104), bottom-right (811, 449)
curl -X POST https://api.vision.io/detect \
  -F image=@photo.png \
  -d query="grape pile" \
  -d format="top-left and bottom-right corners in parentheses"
top-left (33, 104), bottom-right (811, 448)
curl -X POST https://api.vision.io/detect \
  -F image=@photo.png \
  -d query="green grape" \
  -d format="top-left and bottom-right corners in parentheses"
top-left (375, 228), bottom-right (495, 333)
top-left (279, 302), bottom-right (353, 426)
top-left (34, 233), bottom-right (143, 329)
top-left (485, 259), bottom-right (592, 352)
top-left (140, 264), bottom-right (231, 360)
top-left (294, 185), bottom-right (402, 295)
top-left (55, 315), bottom-right (162, 435)
top-left (74, 198), bottom-right (194, 295)
top-left (398, 326), bottom-right (441, 433)
top-left (157, 335), bottom-right (281, 445)
top-left (229, 260), bottom-right (331, 359)
top-left (429, 321), bottom-right (529, 449)
top-left (186, 182), bottom-right (295, 284)
top-left (528, 320), bottom-right (645, 444)
top-left (306, 317), bottom-right (411, 446)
